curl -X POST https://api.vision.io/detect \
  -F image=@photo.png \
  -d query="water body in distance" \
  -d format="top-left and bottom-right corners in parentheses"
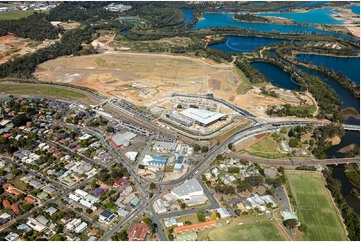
top-left (210, 36), bottom-right (289, 52)
top-left (181, 9), bottom-right (194, 24)
top-left (257, 8), bottom-right (343, 25)
top-left (121, 29), bottom-right (130, 35)
top-left (296, 54), bottom-right (360, 84)
top-left (330, 164), bottom-right (360, 214)
top-left (277, 1), bottom-right (329, 11)
top-left (251, 62), bottom-right (300, 90)
top-left (348, 5), bottom-right (360, 15)
top-left (190, 13), bottom-right (356, 41)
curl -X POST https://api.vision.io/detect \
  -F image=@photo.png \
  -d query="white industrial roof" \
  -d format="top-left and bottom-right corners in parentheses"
top-left (172, 178), bottom-right (203, 198)
top-left (180, 108), bottom-right (226, 125)
top-left (125, 152), bottom-right (138, 161)
top-left (112, 131), bottom-right (137, 146)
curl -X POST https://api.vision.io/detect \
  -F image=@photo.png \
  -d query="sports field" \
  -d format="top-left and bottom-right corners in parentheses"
top-left (0, 84), bottom-right (86, 99)
top-left (207, 221), bottom-right (286, 241)
top-left (286, 171), bottom-right (347, 241)
top-left (0, 10), bottom-right (36, 20)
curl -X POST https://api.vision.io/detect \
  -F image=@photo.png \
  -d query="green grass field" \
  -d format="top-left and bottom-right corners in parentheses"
top-left (0, 84), bottom-right (86, 99)
top-left (0, 10), bottom-right (37, 20)
top-left (10, 177), bottom-right (28, 191)
top-left (207, 221), bottom-right (286, 241)
top-left (286, 171), bottom-right (347, 241)
top-left (246, 133), bottom-right (288, 158)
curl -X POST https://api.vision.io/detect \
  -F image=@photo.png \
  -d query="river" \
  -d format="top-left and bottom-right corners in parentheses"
top-left (210, 36), bottom-right (289, 52)
top-left (330, 164), bottom-right (360, 214)
top-left (296, 54), bottom-right (360, 85)
top-left (257, 8), bottom-right (343, 25)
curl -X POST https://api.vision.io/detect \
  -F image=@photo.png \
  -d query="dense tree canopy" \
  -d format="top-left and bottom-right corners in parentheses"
top-left (0, 13), bottom-right (59, 41)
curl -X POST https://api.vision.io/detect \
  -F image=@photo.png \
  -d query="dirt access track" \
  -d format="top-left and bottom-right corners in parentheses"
top-left (34, 52), bottom-right (240, 105)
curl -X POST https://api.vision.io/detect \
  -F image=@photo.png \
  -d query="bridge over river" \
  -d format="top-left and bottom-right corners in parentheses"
top-left (227, 152), bottom-right (360, 167)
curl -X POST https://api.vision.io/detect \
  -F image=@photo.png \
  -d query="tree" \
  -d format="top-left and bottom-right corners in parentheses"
top-left (180, 203), bottom-right (186, 209)
top-left (75, 207), bottom-right (83, 213)
top-left (193, 144), bottom-right (201, 152)
top-left (118, 230), bottom-right (128, 241)
top-left (245, 175), bottom-right (263, 187)
top-left (197, 210), bottom-right (206, 222)
top-left (176, 104), bottom-right (182, 109)
top-left (298, 223), bottom-right (307, 232)
top-left (228, 167), bottom-right (240, 173)
top-left (289, 138), bottom-right (301, 148)
top-left (201, 146), bottom-right (209, 153)
top-left (283, 219), bottom-right (298, 229)
top-left (106, 126), bottom-right (114, 133)
top-left (278, 166), bottom-right (285, 174)
top-left (149, 182), bottom-right (156, 190)
top-left (86, 208), bottom-right (93, 214)
top-left (184, 220), bottom-right (192, 225)
top-left (280, 127), bottom-right (288, 134)
top-left (216, 154), bottom-right (224, 161)
top-left (168, 234), bottom-right (174, 241)
top-left (228, 142), bottom-right (234, 150)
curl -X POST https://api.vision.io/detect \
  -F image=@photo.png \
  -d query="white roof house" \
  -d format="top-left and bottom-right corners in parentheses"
top-left (85, 194), bottom-right (99, 204)
top-left (75, 189), bottom-right (88, 198)
top-left (69, 194), bottom-right (80, 202)
top-left (153, 198), bottom-right (168, 214)
top-left (171, 179), bottom-right (204, 200)
top-left (180, 108), bottom-right (226, 126)
top-left (27, 218), bottom-right (46, 232)
top-left (74, 222), bottom-right (87, 233)
top-left (217, 208), bottom-right (231, 218)
top-left (5, 232), bottom-right (19, 241)
top-left (164, 218), bottom-right (177, 228)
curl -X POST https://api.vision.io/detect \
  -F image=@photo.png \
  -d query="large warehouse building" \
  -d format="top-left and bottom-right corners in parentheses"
top-left (110, 131), bottom-right (137, 148)
top-left (180, 108), bottom-right (226, 127)
top-left (171, 178), bottom-right (204, 200)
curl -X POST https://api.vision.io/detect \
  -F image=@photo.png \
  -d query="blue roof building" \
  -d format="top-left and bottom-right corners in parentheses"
top-left (149, 155), bottom-right (167, 167)
top-left (176, 156), bottom-right (184, 164)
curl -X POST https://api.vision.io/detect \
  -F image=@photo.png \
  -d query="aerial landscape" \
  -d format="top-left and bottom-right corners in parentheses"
top-left (0, 0), bottom-right (360, 241)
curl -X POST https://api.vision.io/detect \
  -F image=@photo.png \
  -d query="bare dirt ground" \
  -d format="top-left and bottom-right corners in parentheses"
top-left (34, 52), bottom-right (240, 105)
top-left (232, 85), bottom-right (315, 118)
top-left (34, 52), bottom-right (318, 119)
top-left (50, 21), bottom-right (81, 30)
top-left (0, 34), bottom-right (57, 64)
